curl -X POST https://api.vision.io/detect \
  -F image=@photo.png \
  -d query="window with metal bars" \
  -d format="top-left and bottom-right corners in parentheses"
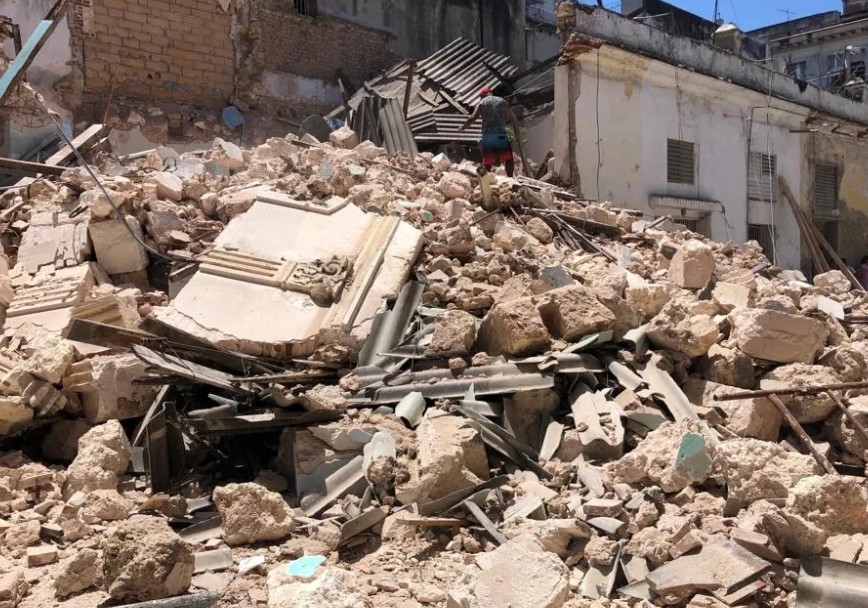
top-left (667, 139), bottom-right (695, 185)
top-left (293, 0), bottom-right (316, 16)
top-left (814, 163), bottom-right (839, 214)
top-left (669, 216), bottom-right (711, 237)
top-left (748, 152), bottom-right (777, 203)
top-left (748, 224), bottom-right (775, 256)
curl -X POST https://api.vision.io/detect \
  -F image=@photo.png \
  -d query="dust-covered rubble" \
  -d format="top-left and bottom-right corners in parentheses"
top-left (2, 120), bottom-right (868, 608)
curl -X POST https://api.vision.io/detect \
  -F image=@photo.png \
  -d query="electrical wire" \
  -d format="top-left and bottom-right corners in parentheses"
top-left (595, 47), bottom-right (602, 202)
top-left (33, 94), bottom-right (174, 262)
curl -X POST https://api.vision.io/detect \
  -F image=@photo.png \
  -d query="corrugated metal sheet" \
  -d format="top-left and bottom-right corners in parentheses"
top-left (378, 98), bottom-right (418, 156)
top-left (416, 38), bottom-right (519, 107)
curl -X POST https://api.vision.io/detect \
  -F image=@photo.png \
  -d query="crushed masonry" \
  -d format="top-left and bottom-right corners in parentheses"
top-left (1, 94), bottom-right (868, 608)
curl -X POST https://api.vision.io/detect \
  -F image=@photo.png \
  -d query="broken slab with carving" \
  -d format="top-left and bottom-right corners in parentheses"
top-left (154, 198), bottom-right (421, 358)
top-left (4, 264), bottom-right (95, 333)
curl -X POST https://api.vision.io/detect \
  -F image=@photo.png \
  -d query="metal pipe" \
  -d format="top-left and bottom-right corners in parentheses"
top-left (826, 390), bottom-right (868, 446)
top-left (713, 381), bottom-right (868, 402)
top-left (768, 394), bottom-right (837, 475)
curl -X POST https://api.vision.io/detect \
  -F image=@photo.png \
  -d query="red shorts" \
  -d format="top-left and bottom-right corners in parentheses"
top-left (480, 132), bottom-right (513, 165)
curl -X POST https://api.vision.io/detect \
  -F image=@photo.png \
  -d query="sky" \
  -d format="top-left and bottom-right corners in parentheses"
top-left (607, 0), bottom-right (843, 31)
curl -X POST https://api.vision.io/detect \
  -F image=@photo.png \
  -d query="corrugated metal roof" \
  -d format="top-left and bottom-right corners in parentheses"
top-left (416, 38), bottom-right (519, 107)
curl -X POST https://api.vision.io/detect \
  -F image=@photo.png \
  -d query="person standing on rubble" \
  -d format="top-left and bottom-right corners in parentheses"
top-left (459, 86), bottom-right (516, 178)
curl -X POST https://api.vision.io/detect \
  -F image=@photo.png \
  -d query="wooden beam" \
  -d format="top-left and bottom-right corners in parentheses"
top-left (0, 156), bottom-right (66, 176)
top-left (402, 60), bottom-right (416, 118)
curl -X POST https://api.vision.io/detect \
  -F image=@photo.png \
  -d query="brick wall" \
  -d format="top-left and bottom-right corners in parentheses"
top-left (73, 0), bottom-right (235, 107)
top-left (257, 5), bottom-right (396, 90)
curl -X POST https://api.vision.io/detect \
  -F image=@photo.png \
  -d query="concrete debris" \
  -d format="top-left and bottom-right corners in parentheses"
top-left (647, 301), bottom-right (721, 358)
top-left (0, 109), bottom-right (865, 608)
top-left (427, 310), bottom-right (478, 356)
top-left (604, 421), bottom-right (712, 493)
top-left (212, 483), bottom-right (295, 545)
top-left (54, 548), bottom-right (100, 598)
top-left (63, 420), bottom-right (131, 499)
top-left (101, 517), bottom-right (194, 601)
top-left (717, 439), bottom-right (821, 503)
top-left (668, 240), bottom-right (715, 289)
top-left (450, 536), bottom-right (569, 608)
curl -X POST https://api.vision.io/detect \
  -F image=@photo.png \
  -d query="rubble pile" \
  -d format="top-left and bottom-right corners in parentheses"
top-left (1, 128), bottom-right (868, 608)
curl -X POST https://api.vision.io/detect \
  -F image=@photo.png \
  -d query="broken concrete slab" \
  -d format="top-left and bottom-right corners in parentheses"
top-left (729, 308), bottom-right (828, 364)
top-left (88, 217), bottom-right (149, 275)
top-left (717, 439), bottom-right (821, 504)
top-left (426, 310), bottom-right (477, 357)
top-left (647, 538), bottom-right (769, 597)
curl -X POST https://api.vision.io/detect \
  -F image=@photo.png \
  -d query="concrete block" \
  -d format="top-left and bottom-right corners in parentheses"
top-left (669, 240), bottom-right (715, 289)
top-left (89, 217), bottom-right (149, 275)
top-left (147, 172), bottom-right (183, 201)
top-left (26, 545), bottom-right (58, 567)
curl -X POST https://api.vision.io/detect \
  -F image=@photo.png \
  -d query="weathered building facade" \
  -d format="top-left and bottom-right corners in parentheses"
top-left (749, 1), bottom-right (868, 101)
top-left (555, 9), bottom-right (868, 276)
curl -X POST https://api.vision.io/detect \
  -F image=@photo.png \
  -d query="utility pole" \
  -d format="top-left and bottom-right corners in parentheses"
top-left (713, 0), bottom-right (720, 23)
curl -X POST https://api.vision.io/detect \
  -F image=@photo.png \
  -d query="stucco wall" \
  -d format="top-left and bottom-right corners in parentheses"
top-left (555, 45), bottom-right (817, 271)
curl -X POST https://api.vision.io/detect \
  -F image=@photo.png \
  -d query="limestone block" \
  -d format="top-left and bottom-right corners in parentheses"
top-left (729, 309), bottom-right (828, 364)
top-left (668, 240), bottom-right (715, 289)
top-left (426, 310), bottom-right (477, 356)
top-left (89, 217), bottom-right (149, 275)
top-left (476, 298), bottom-right (551, 356)
top-left (536, 285), bottom-right (616, 341)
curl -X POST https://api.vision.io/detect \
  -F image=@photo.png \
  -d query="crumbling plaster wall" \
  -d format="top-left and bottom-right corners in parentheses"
top-left (554, 45), bottom-right (806, 270)
top-left (802, 131), bottom-right (868, 271)
top-left (0, 0), bottom-right (73, 156)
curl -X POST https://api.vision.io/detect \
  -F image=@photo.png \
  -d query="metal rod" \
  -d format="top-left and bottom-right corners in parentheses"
top-left (768, 394), bottom-right (837, 475)
top-left (826, 390), bottom-right (868, 446)
top-left (713, 381), bottom-right (868, 402)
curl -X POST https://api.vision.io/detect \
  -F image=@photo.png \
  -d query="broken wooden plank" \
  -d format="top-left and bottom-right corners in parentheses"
top-left (0, 156), bottom-right (66, 176)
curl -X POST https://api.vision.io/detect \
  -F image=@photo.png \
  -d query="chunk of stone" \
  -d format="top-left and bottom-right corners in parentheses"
top-left (328, 126), bottom-right (359, 150)
top-left (526, 217), bottom-right (554, 244)
top-left (83, 188), bottom-right (124, 219)
top-left (584, 535), bottom-right (619, 567)
top-left (536, 285), bottom-right (616, 341)
top-left (453, 536), bottom-right (569, 608)
top-left (3, 521), bottom-right (40, 556)
top-left (63, 420), bottom-right (131, 499)
top-left (717, 439), bottom-right (820, 504)
top-left (682, 378), bottom-right (779, 440)
top-left (88, 217), bottom-right (149, 275)
top-left (399, 411), bottom-right (489, 503)
top-left (729, 309), bottom-right (828, 364)
top-left (426, 310), bottom-right (477, 356)
top-left (668, 240), bottom-right (715, 289)
top-left (648, 302), bottom-right (721, 358)
top-left (75, 354), bottom-right (157, 423)
top-left (101, 518), bottom-right (194, 601)
top-left (212, 483), bottom-right (294, 546)
top-left (302, 384), bottom-right (347, 413)
top-left (41, 419), bottom-right (92, 463)
top-left (699, 344), bottom-right (754, 389)
top-left (625, 284), bottom-right (671, 321)
top-left (761, 509), bottom-right (828, 558)
top-left (24, 339), bottom-right (74, 385)
top-left (825, 395), bottom-right (868, 460)
top-left (26, 545), bottom-right (58, 567)
top-left (759, 364), bottom-right (840, 423)
top-left (267, 563), bottom-right (367, 608)
top-left (147, 172), bottom-right (183, 201)
top-left (501, 518), bottom-right (592, 558)
top-left (813, 270), bottom-right (851, 295)
top-left (0, 570), bottom-right (27, 608)
top-left (212, 138), bottom-right (246, 170)
top-left (818, 346), bottom-right (867, 383)
top-left (476, 298), bottom-right (551, 357)
top-left (787, 475), bottom-right (868, 535)
top-left (437, 172), bottom-right (471, 200)
top-left (603, 421), bottom-right (709, 493)
top-left (83, 489), bottom-right (133, 522)
top-left (0, 400), bottom-right (33, 436)
top-left (55, 548), bottom-right (99, 598)
top-left (712, 282), bottom-right (755, 312)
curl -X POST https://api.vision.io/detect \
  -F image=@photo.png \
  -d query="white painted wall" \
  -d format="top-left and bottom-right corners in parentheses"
top-left (556, 46), bottom-right (808, 270)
